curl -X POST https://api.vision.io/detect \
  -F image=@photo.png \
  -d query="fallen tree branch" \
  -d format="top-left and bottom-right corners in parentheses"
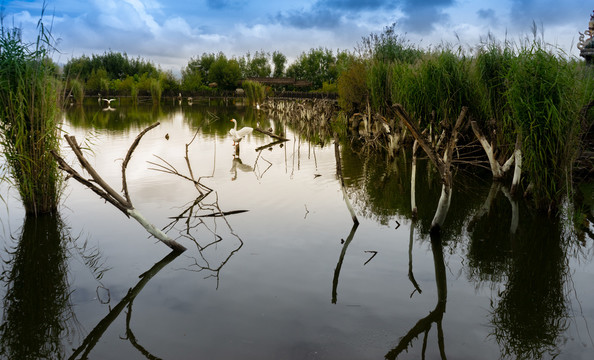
top-left (254, 127), bottom-right (289, 141)
top-left (52, 124), bottom-right (187, 252)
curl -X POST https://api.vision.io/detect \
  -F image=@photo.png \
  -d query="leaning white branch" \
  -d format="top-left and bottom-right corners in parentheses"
top-left (53, 123), bottom-right (187, 252)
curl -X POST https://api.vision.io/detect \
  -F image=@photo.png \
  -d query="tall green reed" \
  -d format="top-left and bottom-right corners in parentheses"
top-left (69, 78), bottom-right (84, 104)
top-left (242, 80), bottom-right (266, 105)
top-left (149, 78), bottom-right (162, 105)
top-left (0, 15), bottom-right (63, 215)
top-left (504, 43), bottom-right (592, 208)
top-left (390, 48), bottom-right (479, 130)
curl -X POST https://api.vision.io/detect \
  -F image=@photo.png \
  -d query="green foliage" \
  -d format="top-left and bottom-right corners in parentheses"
top-left (367, 60), bottom-right (391, 113)
top-left (242, 80), bottom-right (267, 105)
top-left (182, 53), bottom-right (216, 91)
top-left (0, 16), bottom-right (63, 215)
top-left (239, 51), bottom-right (272, 78)
top-left (358, 23), bottom-right (422, 64)
top-left (130, 84), bottom-right (138, 105)
top-left (149, 78), bottom-right (162, 104)
top-left (337, 60), bottom-right (367, 113)
top-left (181, 63), bottom-right (203, 92)
top-left (69, 78), bottom-right (84, 104)
top-left (63, 51), bottom-right (158, 83)
top-left (272, 51), bottom-right (287, 77)
top-left (390, 48), bottom-right (477, 129)
top-left (208, 53), bottom-right (242, 90)
top-left (286, 47), bottom-right (338, 89)
top-left (504, 44), bottom-right (589, 207)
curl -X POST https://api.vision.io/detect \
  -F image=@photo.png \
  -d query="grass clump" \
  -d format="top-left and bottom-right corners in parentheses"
top-left (242, 79), bottom-right (266, 106)
top-left (149, 78), bottom-right (162, 105)
top-left (69, 78), bottom-right (84, 104)
top-left (0, 15), bottom-right (63, 215)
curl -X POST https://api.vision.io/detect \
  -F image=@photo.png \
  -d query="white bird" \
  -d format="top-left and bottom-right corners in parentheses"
top-left (229, 118), bottom-right (253, 145)
top-left (102, 98), bottom-right (117, 106)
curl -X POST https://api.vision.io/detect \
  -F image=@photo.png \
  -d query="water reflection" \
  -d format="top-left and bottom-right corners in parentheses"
top-left (230, 156), bottom-right (254, 180)
top-left (489, 217), bottom-right (570, 359)
top-left (69, 250), bottom-right (181, 360)
top-left (331, 223), bottom-right (359, 304)
top-left (163, 191), bottom-right (244, 288)
top-left (0, 215), bottom-right (75, 360)
top-left (386, 232), bottom-right (448, 359)
top-left (56, 101), bottom-right (594, 358)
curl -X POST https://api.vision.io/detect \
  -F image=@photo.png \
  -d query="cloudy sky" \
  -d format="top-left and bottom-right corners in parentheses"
top-left (1, 0), bottom-right (592, 74)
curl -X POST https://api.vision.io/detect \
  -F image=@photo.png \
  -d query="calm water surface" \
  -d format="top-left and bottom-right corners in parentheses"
top-left (1, 99), bottom-right (593, 359)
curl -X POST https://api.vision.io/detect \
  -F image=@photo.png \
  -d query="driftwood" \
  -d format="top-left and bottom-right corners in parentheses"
top-left (52, 123), bottom-right (187, 252)
top-left (253, 127), bottom-right (289, 141)
top-left (394, 104), bottom-right (468, 233)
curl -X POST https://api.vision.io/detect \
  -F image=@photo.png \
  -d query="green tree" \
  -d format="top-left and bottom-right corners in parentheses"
top-left (286, 47), bottom-right (337, 89)
top-left (272, 51), bottom-right (287, 78)
top-left (240, 51), bottom-right (271, 78)
top-left (181, 63), bottom-right (203, 92)
top-left (86, 68), bottom-right (108, 93)
top-left (208, 53), bottom-right (241, 90)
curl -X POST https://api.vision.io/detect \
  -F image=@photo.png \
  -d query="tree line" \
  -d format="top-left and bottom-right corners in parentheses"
top-left (62, 48), bottom-right (354, 96)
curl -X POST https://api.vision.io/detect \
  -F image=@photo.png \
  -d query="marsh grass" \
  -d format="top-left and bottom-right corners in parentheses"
top-left (149, 78), bottom-right (162, 105)
top-left (0, 14), bottom-right (63, 215)
top-left (69, 78), bottom-right (84, 104)
top-left (504, 44), bottom-right (593, 207)
top-left (357, 25), bottom-right (594, 209)
top-left (390, 48), bottom-right (480, 133)
top-left (242, 80), bottom-right (266, 106)
top-left (130, 84), bottom-right (138, 105)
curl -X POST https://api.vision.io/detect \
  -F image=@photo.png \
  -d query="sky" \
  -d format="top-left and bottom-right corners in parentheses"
top-left (1, 0), bottom-right (592, 75)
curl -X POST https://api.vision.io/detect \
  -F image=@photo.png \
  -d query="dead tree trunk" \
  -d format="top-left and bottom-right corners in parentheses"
top-left (470, 120), bottom-right (523, 194)
top-left (52, 123), bottom-right (187, 252)
top-left (394, 104), bottom-right (468, 234)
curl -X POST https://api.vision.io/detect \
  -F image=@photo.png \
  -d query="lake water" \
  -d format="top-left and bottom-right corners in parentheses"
top-left (1, 99), bottom-right (593, 359)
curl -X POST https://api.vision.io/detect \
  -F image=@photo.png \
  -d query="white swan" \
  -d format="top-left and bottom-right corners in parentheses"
top-left (229, 118), bottom-right (253, 145)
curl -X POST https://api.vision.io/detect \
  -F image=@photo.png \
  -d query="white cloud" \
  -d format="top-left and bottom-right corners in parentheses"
top-left (1, 0), bottom-right (590, 73)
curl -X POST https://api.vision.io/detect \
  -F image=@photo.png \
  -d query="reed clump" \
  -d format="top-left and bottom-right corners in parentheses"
top-left (69, 78), bottom-right (84, 104)
top-left (0, 17), bottom-right (63, 215)
top-left (242, 80), bottom-right (266, 106)
top-left (339, 24), bottom-right (594, 210)
top-left (149, 78), bottom-right (162, 105)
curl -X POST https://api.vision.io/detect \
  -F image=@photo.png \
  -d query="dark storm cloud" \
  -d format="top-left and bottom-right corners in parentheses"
top-left (398, 0), bottom-right (455, 33)
top-left (477, 8), bottom-right (497, 26)
top-left (477, 9), bottom-right (496, 21)
top-left (508, 0), bottom-right (588, 28)
top-left (273, 0), bottom-right (398, 29)
top-left (274, 0), bottom-right (456, 34)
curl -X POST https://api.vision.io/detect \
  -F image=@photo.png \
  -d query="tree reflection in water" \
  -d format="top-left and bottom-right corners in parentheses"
top-left (0, 214), bottom-right (76, 360)
top-left (386, 232), bottom-right (448, 360)
top-left (466, 181), bottom-right (572, 359)
top-left (489, 218), bottom-right (570, 359)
